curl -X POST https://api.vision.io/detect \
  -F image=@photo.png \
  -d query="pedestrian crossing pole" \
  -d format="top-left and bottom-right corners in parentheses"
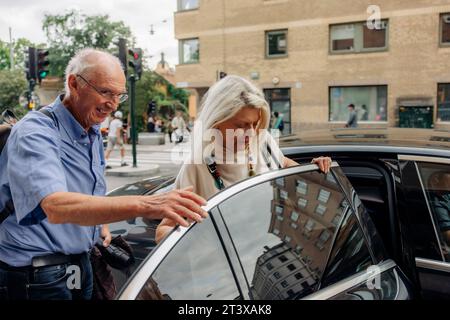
top-left (129, 74), bottom-right (137, 168)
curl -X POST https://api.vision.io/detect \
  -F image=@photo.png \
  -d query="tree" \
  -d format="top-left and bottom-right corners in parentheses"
top-left (42, 10), bottom-right (134, 76)
top-left (0, 37), bottom-right (36, 70)
top-left (0, 69), bottom-right (27, 118)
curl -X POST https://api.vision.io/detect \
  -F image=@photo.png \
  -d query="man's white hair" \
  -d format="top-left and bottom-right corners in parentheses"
top-left (64, 48), bottom-right (123, 97)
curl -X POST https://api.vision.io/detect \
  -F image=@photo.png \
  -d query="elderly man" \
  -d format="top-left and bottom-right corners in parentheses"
top-left (0, 48), bottom-right (207, 300)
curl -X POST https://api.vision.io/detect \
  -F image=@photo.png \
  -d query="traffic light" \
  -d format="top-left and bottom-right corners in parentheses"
top-left (25, 47), bottom-right (37, 81)
top-left (36, 48), bottom-right (50, 83)
top-left (219, 71), bottom-right (227, 79)
top-left (117, 38), bottom-right (128, 76)
top-left (128, 48), bottom-right (143, 79)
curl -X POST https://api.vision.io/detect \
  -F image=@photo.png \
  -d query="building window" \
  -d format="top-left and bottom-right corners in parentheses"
top-left (330, 20), bottom-right (388, 53)
top-left (305, 219), bottom-right (315, 232)
top-left (290, 222), bottom-right (298, 230)
top-left (296, 180), bottom-right (308, 195)
top-left (287, 264), bottom-right (296, 271)
top-left (318, 189), bottom-right (331, 203)
top-left (279, 255), bottom-right (288, 263)
top-left (277, 215), bottom-right (284, 222)
top-left (178, 0), bottom-right (199, 11)
top-left (280, 190), bottom-right (289, 200)
top-left (295, 245), bottom-right (303, 255)
top-left (274, 272), bottom-right (282, 279)
top-left (295, 272), bottom-right (303, 280)
top-left (179, 38), bottom-right (199, 64)
top-left (267, 262), bottom-right (274, 271)
top-left (332, 214), bottom-right (342, 227)
top-left (281, 280), bottom-right (289, 288)
top-left (290, 211), bottom-right (299, 222)
top-left (437, 83), bottom-right (450, 122)
top-left (440, 13), bottom-right (450, 45)
top-left (276, 178), bottom-right (285, 187)
top-left (319, 230), bottom-right (331, 243)
top-left (315, 204), bottom-right (327, 216)
top-left (297, 198), bottom-right (307, 208)
top-left (284, 235), bottom-right (292, 244)
top-left (275, 205), bottom-right (284, 215)
top-left (266, 29), bottom-right (288, 57)
top-left (265, 88), bottom-right (291, 134)
top-left (329, 85), bottom-right (388, 122)
top-left (273, 228), bottom-right (280, 236)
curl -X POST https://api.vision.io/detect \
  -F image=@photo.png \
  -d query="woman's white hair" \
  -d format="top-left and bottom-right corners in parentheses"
top-left (196, 75), bottom-right (270, 132)
top-left (64, 48), bottom-right (123, 97)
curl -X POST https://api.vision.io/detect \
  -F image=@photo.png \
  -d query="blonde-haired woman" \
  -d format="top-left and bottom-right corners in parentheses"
top-left (156, 75), bottom-right (331, 242)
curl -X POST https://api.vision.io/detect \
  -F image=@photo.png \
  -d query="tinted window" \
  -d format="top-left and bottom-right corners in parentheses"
top-left (417, 162), bottom-right (450, 262)
top-left (136, 217), bottom-right (240, 300)
top-left (217, 169), bottom-right (353, 300)
top-left (399, 160), bottom-right (443, 261)
top-left (320, 211), bottom-right (373, 287)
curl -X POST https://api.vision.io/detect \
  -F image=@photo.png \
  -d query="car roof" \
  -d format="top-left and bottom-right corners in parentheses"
top-left (279, 128), bottom-right (450, 157)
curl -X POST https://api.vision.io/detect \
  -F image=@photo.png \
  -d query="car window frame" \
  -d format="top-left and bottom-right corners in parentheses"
top-left (398, 154), bottom-right (450, 263)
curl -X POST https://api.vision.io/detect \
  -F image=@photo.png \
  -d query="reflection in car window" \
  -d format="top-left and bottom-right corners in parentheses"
top-left (136, 218), bottom-right (240, 300)
top-left (417, 162), bottom-right (450, 262)
top-left (217, 169), bottom-right (355, 300)
top-left (320, 210), bottom-right (372, 288)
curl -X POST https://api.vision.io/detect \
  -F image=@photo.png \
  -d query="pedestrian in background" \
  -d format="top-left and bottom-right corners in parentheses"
top-left (345, 103), bottom-right (358, 128)
top-left (105, 110), bottom-right (128, 168)
top-left (171, 110), bottom-right (186, 144)
top-left (272, 111), bottom-right (285, 134)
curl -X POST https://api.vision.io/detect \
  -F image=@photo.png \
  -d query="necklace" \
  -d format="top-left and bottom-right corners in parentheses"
top-left (205, 144), bottom-right (256, 190)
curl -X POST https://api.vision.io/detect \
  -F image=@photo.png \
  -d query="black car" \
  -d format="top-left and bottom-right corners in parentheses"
top-left (108, 128), bottom-right (450, 300)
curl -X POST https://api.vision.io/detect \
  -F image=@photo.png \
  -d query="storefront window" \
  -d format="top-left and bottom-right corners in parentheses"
top-left (329, 86), bottom-right (388, 122)
top-left (265, 88), bottom-right (291, 134)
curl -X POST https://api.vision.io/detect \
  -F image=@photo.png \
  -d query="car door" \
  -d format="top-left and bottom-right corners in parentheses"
top-left (213, 163), bottom-right (409, 300)
top-left (398, 155), bottom-right (450, 299)
top-left (118, 162), bottom-right (410, 300)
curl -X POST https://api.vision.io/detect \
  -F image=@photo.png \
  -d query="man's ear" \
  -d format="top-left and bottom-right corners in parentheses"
top-left (67, 74), bottom-right (79, 98)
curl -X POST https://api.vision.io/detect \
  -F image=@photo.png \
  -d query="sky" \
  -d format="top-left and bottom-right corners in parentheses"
top-left (0, 0), bottom-right (178, 69)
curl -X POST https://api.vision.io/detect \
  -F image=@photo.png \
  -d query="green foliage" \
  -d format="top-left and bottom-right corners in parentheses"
top-left (0, 69), bottom-right (27, 117)
top-left (42, 10), bottom-right (134, 77)
top-left (0, 38), bottom-right (37, 70)
top-left (119, 70), bottom-right (190, 132)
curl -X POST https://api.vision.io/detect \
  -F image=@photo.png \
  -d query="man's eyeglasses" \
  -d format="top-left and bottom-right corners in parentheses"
top-left (76, 74), bottom-right (128, 103)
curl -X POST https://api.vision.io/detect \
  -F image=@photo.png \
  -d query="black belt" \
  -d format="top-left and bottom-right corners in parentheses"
top-left (0, 252), bottom-right (87, 271)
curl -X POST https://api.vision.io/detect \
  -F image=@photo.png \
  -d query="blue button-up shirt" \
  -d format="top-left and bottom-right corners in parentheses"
top-left (0, 95), bottom-right (106, 266)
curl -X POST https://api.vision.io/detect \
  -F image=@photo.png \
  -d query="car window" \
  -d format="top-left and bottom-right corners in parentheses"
top-left (320, 210), bottom-right (373, 287)
top-left (216, 168), bottom-right (370, 300)
top-left (135, 217), bottom-right (241, 300)
top-left (416, 162), bottom-right (450, 262)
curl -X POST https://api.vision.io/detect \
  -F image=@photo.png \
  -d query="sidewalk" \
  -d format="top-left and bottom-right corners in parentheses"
top-left (122, 134), bottom-right (191, 153)
top-left (105, 134), bottom-right (190, 177)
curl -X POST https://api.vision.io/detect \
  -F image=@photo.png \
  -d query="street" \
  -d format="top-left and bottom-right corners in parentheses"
top-left (104, 134), bottom-right (189, 191)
